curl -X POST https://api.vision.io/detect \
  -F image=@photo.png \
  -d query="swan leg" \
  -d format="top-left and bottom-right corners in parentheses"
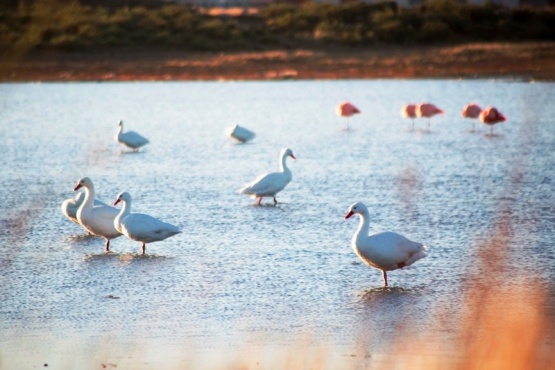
top-left (141, 243), bottom-right (146, 255)
top-left (257, 197), bottom-right (262, 205)
top-left (382, 270), bottom-right (388, 287)
top-left (105, 239), bottom-right (110, 253)
top-left (273, 196), bottom-right (277, 205)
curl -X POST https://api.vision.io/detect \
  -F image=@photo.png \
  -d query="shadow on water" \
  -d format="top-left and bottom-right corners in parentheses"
top-left (247, 202), bottom-right (287, 209)
top-left (119, 150), bottom-right (147, 155)
top-left (64, 233), bottom-right (98, 242)
top-left (82, 252), bottom-right (173, 265)
top-left (357, 284), bottom-right (428, 305)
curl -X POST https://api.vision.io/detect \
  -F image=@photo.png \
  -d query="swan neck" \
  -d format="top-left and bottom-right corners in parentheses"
top-left (355, 210), bottom-right (370, 241)
top-left (82, 185), bottom-right (95, 210)
top-left (280, 153), bottom-right (290, 173)
top-left (120, 199), bottom-right (131, 217)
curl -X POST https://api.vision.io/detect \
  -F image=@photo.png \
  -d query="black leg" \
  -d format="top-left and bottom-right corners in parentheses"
top-left (382, 270), bottom-right (388, 287)
top-left (273, 197), bottom-right (277, 205)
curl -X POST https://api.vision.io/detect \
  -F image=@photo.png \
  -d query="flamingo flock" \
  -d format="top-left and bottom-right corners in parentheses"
top-left (400, 102), bottom-right (507, 134)
top-left (59, 99), bottom-right (508, 286)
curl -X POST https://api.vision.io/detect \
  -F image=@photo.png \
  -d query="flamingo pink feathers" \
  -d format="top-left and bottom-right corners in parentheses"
top-left (401, 104), bottom-right (417, 130)
top-left (416, 103), bottom-right (444, 132)
top-left (480, 107), bottom-right (507, 135)
top-left (336, 102), bottom-right (360, 129)
top-left (461, 103), bottom-right (483, 132)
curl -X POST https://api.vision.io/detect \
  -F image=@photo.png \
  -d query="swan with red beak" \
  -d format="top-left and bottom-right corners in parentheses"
top-left (240, 148), bottom-right (296, 205)
top-left (345, 202), bottom-right (428, 287)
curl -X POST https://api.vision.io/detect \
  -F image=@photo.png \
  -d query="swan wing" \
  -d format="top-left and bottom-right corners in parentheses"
top-left (122, 213), bottom-right (181, 243)
top-left (119, 131), bottom-right (149, 148)
top-left (240, 172), bottom-right (290, 196)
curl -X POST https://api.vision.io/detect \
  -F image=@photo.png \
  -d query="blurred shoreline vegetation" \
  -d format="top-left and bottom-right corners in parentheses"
top-left (0, 0), bottom-right (554, 54)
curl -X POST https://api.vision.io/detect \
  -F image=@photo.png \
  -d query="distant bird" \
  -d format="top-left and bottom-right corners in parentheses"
top-left (116, 120), bottom-right (149, 151)
top-left (226, 124), bottom-right (255, 143)
top-left (113, 192), bottom-right (181, 255)
top-left (401, 104), bottom-right (417, 130)
top-left (240, 148), bottom-right (296, 205)
top-left (461, 103), bottom-right (482, 132)
top-left (344, 202), bottom-right (428, 287)
top-left (74, 177), bottom-right (122, 252)
top-left (336, 102), bottom-right (360, 130)
top-left (416, 103), bottom-right (444, 132)
top-left (61, 191), bottom-right (107, 225)
top-left (479, 107), bottom-right (507, 136)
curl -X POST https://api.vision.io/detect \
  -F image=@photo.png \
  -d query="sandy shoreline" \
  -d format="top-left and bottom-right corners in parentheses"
top-left (2, 42), bottom-right (555, 82)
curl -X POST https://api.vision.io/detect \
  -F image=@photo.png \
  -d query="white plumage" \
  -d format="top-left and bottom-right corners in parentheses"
top-left (73, 177), bottom-right (122, 252)
top-left (61, 191), bottom-right (107, 225)
top-left (116, 120), bottom-right (149, 151)
top-left (227, 124), bottom-right (255, 143)
top-left (240, 148), bottom-right (295, 205)
top-left (113, 191), bottom-right (181, 255)
top-left (344, 202), bottom-right (428, 287)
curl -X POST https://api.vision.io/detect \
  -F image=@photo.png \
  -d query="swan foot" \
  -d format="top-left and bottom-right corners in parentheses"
top-left (141, 243), bottom-right (146, 255)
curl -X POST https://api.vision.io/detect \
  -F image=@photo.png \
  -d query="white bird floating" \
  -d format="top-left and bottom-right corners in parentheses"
top-left (344, 202), bottom-right (428, 287)
top-left (61, 191), bottom-right (107, 225)
top-left (227, 124), bottom-right (255, 143)
top-left (240, 148), bottom-right (295, 205)
top-left (116, 120), bottom-right (149, 151)
top-left (74, 177), bottom-right (122, 252)
top-left (113, 191), bottom-right (181, 255)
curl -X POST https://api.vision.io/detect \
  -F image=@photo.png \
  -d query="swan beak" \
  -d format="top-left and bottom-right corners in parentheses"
top-left (290, 154), bottom-right (296, 160)
top-left (344, 210), bottom-right (354, 219)
top-left (113, 199), bottom-right (121, 206)
top-left (73, 184), bottom-right (82, 191)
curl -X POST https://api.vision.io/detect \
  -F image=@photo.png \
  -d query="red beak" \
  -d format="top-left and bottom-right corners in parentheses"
top-left (74, 184), bottom-right (82, 191)
top-left (344, 210), bottom-right (354, 219)
top-left (290, 154), bottom-right (296, 160)
top-left (113, 199), bottom-right (120, 206)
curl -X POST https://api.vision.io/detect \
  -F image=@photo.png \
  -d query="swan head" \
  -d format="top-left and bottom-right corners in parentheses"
top-left (113, 191), bottom-right (131, 206)
top-left (344, 202), bottom-right (368, 219)
top-left (74, 177), bottom-right (93, 191)
top-left (282, 148), bottom-right (296, 160)
top-left (118, 120), bottom-right (123, 127)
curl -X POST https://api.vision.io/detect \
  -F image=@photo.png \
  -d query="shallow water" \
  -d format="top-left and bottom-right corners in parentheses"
top-left (0, 79), bottom-right (554, 367)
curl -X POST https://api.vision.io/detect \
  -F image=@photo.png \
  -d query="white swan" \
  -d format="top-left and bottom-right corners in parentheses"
top-left (116, 120), bottom-right (149, 151)
top-left (240, 148), bottom-right (296, 205)
top-left (61, 191), bottom-right (107, 225)
top-left (227, 124), bottom-right (255, 143)
top-left (113, 192), bottom-right (181, 255)
top-left (74, 177), bottom-right (122, 252)
top-left (344, 202), bottom-right (428, 287)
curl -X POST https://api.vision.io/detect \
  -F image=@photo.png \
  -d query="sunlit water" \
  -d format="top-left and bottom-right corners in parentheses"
top-left (0, 80), bottom-right (554, 367)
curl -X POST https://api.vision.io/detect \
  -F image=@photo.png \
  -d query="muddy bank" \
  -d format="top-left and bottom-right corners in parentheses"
top-left (2, 42), bottom-right (555, 82)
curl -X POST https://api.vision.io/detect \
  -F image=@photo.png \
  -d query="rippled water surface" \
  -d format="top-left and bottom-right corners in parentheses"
top-left (0, 80), bottom-right (554, 367)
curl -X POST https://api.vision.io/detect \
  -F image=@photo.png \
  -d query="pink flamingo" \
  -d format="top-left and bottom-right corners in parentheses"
top-left (401, 104), bottom-right (417, 130)
top-left (461, 103), bottom-right (482, 132)
top-left (336, 102), bottom-right (360, 130)
top-left (479, 107), bottom-right (507, 136)
top-left (416, 103), bottom-right (444, 132)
